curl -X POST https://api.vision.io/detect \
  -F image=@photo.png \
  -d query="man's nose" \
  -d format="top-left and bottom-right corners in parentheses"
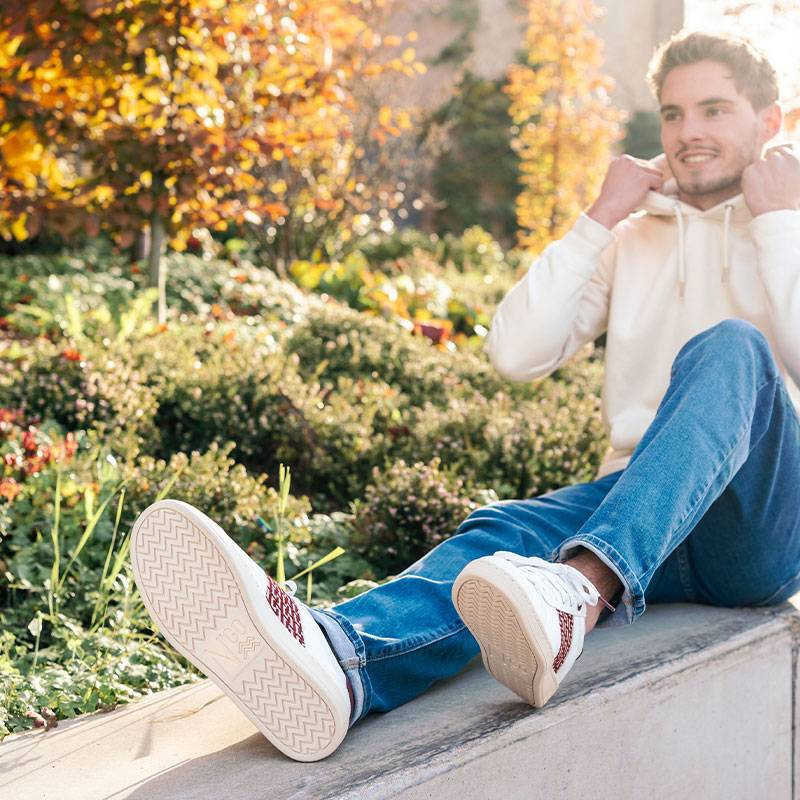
top-left (677, 113), bottom-right (705, 143)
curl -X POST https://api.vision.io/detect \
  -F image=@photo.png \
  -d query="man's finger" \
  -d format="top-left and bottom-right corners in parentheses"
top-left (638, 165), bottom-right (664, 178)
top-left (765, 142), bottom-right (797, 157)
top-left (647, 172), bottom-right (663, 189)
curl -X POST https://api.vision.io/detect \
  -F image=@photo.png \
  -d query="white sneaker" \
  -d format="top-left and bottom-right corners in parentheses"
top-left (452, 551), bottom-right (602, 707)
top-left (130, 499), bottom-right (351, 762)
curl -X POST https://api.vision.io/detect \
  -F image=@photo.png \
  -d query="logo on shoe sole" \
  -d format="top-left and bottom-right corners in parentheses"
top-left (205, 618), bottom-right (260, 669)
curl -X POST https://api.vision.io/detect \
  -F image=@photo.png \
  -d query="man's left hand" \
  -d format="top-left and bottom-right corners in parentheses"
top-left (742, 144), bottom-right (800, 217)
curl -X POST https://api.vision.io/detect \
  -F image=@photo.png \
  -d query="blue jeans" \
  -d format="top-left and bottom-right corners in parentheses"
top-left (309, 319), bottom-right (800, 726)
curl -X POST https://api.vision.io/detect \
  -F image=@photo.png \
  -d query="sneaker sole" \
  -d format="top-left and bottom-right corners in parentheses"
top-left (130, 500), bottom-right (348, 762)
top-left (452, 559), bottom-right (558, 707)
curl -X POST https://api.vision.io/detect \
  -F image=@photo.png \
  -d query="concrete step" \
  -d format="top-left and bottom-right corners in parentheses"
top-left (1, 602), bottom-right (798, 800)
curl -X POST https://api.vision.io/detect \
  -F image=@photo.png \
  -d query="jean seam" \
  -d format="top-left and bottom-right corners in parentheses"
top-left (755, 569), bottom-right (800, 606)
top-left (311, 607), bottom-right (374, 723)
top-left (777, 379), bottom-right (800, 437)
top-left (675, 541), bottom-right (699, 601)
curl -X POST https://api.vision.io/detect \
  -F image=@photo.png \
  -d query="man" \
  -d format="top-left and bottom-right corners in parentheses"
top-left (130, 30), bottom-right (800, 762)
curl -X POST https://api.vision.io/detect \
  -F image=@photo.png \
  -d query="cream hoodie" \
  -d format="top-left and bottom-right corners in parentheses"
top-left (487, 187), bottom-right (800, 479)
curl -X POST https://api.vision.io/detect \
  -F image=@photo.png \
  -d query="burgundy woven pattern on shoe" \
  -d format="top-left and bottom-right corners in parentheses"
top-left (267, 575), bottom-right (305, 646)
top-left (553, 610), bottom-right (573, 672)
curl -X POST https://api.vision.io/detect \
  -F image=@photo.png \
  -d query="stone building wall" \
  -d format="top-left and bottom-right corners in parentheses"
top-left (379, 0), bottom-right (685, 114)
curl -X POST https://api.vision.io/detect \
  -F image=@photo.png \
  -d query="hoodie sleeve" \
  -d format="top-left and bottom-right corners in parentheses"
top-left (750, 209), bottom-right (800, 387)
top-left (486, 213), bottom-right (616, 382)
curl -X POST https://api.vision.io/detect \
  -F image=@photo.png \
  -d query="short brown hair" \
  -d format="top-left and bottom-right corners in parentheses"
top-left (647, 30), bottom-right (779, 111)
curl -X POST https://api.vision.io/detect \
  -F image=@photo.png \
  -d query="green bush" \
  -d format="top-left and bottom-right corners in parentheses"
top-left (285, 302), bottom-right (517, 406)
top-left (155, 253), bottom-right (320, 323)
top-left (119, 442), bottom-right (310, 553)
top-left (351, 458), bottom-right (497, 574)
top-left (395, 377), bottom-right (608, 500)
top-left (127, 324), bottom-right (311, 467)
top-left (125, 324), bottom-right (396, 505)
top-left (0, 338), bottom-right (160, 458)
top-left (0, 606), bottom-right (199, 739)
top-left (0, 249), bottom-right (319, 337)
top-left (283, 512), bottom-right (380, 607)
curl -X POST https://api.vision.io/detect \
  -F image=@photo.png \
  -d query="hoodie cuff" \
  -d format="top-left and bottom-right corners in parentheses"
top-left (749, 209), bottom-right (800, 240)
top-left (572, 212), bottom-right (617, 251)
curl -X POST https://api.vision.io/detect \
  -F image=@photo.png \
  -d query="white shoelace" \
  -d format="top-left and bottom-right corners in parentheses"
top-left (493, 551), bottom-right (601, 614)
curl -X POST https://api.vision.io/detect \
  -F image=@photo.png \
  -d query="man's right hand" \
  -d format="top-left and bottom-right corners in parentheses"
top-left (586, 155), bottom-right (664, 230)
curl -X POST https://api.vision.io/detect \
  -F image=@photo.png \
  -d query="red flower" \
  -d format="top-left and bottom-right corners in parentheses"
top-left (21, 429), bottom-right (38, 453)
top-left (62, 349), bottom-right (84, 362)
top-left (417, 323), bottom-right (446, 344)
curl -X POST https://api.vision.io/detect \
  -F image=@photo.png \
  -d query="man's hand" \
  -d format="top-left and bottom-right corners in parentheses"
top-left (742, 144), bottom-right (800, 217)
top-left (586, 155), bottom-right (664, 230)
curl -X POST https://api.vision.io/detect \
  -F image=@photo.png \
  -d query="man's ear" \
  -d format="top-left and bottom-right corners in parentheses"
top-left (758, 102), bottom-right (783, 144)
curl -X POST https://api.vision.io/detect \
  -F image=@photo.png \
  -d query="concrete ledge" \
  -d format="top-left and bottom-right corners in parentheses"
top-left (2, 603), bottom-right (798, 799)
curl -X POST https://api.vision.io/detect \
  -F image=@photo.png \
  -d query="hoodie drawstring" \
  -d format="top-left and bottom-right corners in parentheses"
top-left (722, 203), bottom-right (733, 285)
top-left (672, 201), bottom-right (735, 297)
top-left (673, 202), bottom-right (686, 298)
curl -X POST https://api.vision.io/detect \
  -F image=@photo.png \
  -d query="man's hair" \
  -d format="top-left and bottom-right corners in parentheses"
top-left (647, 30), bottom-right (779, 111)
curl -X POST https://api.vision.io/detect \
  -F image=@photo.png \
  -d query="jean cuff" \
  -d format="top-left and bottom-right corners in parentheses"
top-left (307, 606), bottom-right (371, 727)
top-left (553, 534), bottom-right (646, 625)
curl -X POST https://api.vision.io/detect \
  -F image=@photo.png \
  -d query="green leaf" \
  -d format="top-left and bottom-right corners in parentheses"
top-left (289, 547), bottom-right (346, 581)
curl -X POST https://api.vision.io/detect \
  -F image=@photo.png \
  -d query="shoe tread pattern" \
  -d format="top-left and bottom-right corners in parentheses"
top-left (455, 576), bottom-right (539, 704)
top-left (132, 506), bottom-right (336, 758)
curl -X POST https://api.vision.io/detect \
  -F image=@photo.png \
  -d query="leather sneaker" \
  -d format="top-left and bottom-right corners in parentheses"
top-left (452, 551), bottom-right (602, 707)
top-left (130, 499), bottom-right (350, 761)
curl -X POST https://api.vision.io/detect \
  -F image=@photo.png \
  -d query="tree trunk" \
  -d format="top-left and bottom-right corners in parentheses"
top-left (134, 227), bottom-right (150, 262)
top-left (148, 212), bottom-right (167, 324)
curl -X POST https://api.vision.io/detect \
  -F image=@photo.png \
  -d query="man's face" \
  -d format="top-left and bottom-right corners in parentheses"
top-left (659, 59), bottom-right (772, 209)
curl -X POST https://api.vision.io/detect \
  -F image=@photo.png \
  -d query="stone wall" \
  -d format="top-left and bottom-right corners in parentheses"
top-left (379, 0), bottom-right (685, 114)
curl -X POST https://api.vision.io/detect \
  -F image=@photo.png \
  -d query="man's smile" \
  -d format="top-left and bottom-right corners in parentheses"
top-left (678, 150), bottom-right (719, 167)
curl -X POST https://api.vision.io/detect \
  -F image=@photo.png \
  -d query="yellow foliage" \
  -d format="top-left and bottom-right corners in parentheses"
top-left (10, 214), bottom-right (28, 241)
top-left (269, 179), bottom-right (287, 195)
top-left (506, 0), bottom-right (623, 253)
top-left (94, 185), bottom-right (115, 204)
top-left (0, 0), bottom-right (419, 246)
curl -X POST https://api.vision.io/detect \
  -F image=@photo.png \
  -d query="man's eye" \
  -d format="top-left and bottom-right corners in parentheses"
top-left (663, 112), bottom-right (679, 122)
top-left (706, 107), bottom-right (724, 116)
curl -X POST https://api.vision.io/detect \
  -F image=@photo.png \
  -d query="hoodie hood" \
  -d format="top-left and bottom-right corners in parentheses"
top-left (636, 179), bottom-right (753, 297)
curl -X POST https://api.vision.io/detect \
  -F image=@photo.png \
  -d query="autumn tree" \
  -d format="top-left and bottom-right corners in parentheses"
top-left (505, 0), bottom-right (623, 253)
top-left (0, 1), bottom-right (423, 319)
